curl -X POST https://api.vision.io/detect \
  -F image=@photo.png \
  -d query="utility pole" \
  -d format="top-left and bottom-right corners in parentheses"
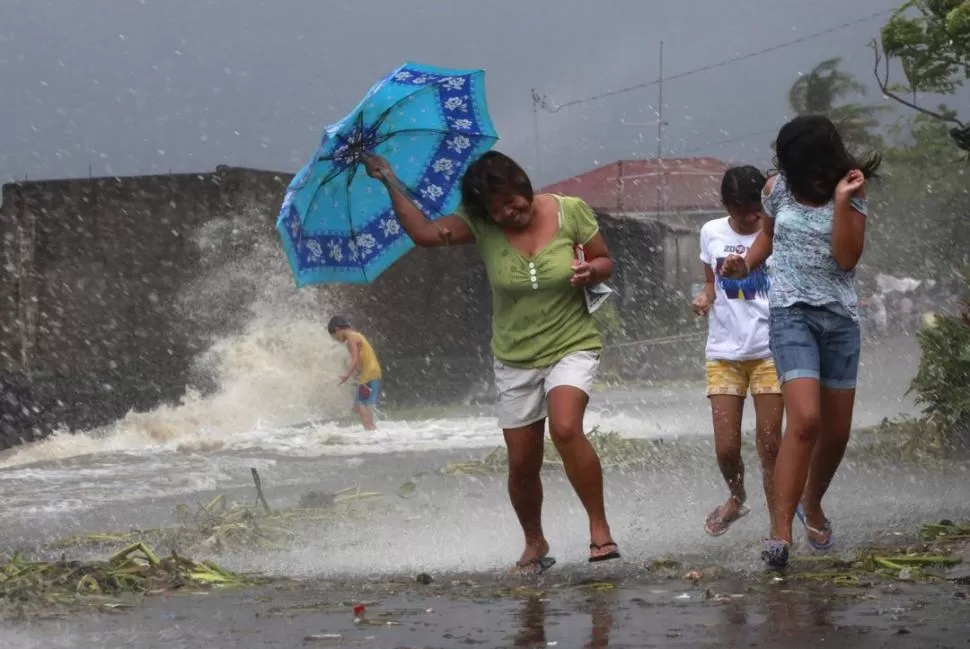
top-left (656, 40), bottom-right (666, 219)
top-left (530, 89), bottom-right (542, 179)
top-left (656, 40), bottom-right (665, 162)
top-left (617, 41), bottom-right (668, 219)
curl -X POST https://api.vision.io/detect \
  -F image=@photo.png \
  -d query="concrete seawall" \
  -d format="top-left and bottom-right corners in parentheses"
top-left (0, 166), bottom-right (698, 450)
top-left (0, 166), bottom-right (291, 448)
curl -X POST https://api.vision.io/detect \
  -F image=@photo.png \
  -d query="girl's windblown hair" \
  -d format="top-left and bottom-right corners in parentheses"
top-left (774, 115), bottom-right (880, 205)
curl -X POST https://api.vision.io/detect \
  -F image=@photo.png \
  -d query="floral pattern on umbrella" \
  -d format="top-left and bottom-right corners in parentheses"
top-left (276, 62), bottom-right (499, 287)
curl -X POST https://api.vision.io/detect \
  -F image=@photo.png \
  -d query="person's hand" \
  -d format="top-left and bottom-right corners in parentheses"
top-left (720, 254), bottom-right (749, 280)
top-left (363, 154), bottom-right (393, 181)
top-left (337, 374), bottom-right (350, 386)
top-left (691, 292), bottom-right (711, 316)
top-left (835, 169), bottom-right (865, 200)
top-left (571, 260), bottom-right (593, 286)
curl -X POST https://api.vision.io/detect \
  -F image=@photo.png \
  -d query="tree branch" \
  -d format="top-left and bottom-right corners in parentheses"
top-left (870, 39), bottom-right (965, 128)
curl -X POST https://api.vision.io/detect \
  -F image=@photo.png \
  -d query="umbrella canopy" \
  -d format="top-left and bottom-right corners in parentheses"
top-left (277, 62), bottom-right (499, 286)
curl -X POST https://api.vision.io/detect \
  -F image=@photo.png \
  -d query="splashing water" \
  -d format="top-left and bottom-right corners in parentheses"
top-left (0, 207), bottom-right (352, 467)
top-left (0, 203), bottom-right (940, 585)
top-left (0, 316), bottom-right (349, 467)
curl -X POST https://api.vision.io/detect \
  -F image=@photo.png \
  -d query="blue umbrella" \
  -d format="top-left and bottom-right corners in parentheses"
top-left (277, 62), bottom-right (499, 286)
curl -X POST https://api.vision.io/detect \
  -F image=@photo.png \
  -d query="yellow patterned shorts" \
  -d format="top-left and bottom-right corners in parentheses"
top-left (705, 359), bottom-right (781, 397)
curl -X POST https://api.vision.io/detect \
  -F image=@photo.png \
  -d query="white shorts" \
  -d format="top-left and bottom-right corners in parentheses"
top-left (492, 351), bottom-right (600, 429)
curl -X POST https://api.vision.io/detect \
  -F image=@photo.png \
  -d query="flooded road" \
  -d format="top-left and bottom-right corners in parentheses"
top-left (0, 333), bottom-right (923, 550)
top-left (2, 332), bottom-right (967, 648)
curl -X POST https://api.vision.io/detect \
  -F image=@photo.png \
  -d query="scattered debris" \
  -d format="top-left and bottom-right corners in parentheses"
top-left (650, 558), bottom-right (682, 571)
top-left (50, 471), bottom-right (385, 556)
top-left (397, 481), bottom-right (417, 498)
top-left (921, 520), bottom-right (970, 542)
top-left (304, 634), bottom-right (342, 642)
top-left (785, 538), bottom-right (966, 587)
top-left (1, 542), bottom-right (248, 610)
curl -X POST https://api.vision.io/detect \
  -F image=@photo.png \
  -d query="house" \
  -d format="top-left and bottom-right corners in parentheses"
top-left (541, 157), bottom-right (728, 297)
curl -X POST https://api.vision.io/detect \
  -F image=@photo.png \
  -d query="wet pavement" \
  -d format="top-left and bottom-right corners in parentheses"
top-left (3, 570), bottom-right (969, 648)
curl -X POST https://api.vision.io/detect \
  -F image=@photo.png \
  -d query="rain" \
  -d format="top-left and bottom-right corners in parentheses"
top-left (1, 0), bottom-right (969, 646)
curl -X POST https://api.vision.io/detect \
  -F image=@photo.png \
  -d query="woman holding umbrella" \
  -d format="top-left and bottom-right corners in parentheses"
top-left (364, 151), bottom-right (620, 574)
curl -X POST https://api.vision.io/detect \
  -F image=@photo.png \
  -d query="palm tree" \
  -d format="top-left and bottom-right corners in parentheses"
top-left (787, 57), bottom-right (887, 148)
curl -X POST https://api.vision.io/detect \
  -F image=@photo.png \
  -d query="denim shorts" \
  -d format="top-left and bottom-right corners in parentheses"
top-left (768, 304), bottom-right (861, 389)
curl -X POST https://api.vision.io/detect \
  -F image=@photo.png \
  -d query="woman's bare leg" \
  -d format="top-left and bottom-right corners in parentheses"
top-left (547, 386), bottom-right (615, 559)
top-left (503, 420), bottom-right (549, 566)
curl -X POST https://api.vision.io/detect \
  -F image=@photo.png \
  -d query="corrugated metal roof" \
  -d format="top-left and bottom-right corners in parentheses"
top-left (540, 158), bottom-right (728, 213)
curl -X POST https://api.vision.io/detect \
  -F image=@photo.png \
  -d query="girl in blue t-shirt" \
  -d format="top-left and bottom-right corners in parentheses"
top-left (721, 115), bottom-right (880, 568)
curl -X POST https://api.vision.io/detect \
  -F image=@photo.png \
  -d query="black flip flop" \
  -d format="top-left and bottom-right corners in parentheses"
top-left (588, 542), bottom-right (621, 563)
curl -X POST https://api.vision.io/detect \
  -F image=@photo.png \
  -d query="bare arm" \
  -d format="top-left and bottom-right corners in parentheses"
top-left (363, 155), bottom-right (473, 247)
top-left (722, 177), bottom-right (775, 279)
top-left (690, 265), bottom-right (716, 316)
top-left (744, 215), bottom-right (775, 273)
top-left (571, 231), bottom-right (614, 287)
top-left (745, 174), bottom-right (777, 272)
top-left (703, 265), bottom-right (716, 302)
top-left (582, 232), bottom-right (614, 284)
top-left (339, 338), bottom-right (361, 384)
top-left (831, 170), bottom-right (867, 271)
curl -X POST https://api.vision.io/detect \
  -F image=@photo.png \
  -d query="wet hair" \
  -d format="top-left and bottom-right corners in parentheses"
top-left (774, 115), bottom-right (881, 204)
top-left (327, 315), bottom-right (351, 334)
top-left (720, 165), bottom-right (767, 209)
top-left (460, 151), bottom-right (534, 221)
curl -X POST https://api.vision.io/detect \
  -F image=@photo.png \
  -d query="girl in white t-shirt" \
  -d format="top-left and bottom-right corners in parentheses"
top-left (691, 166), bottom-right (783, 537)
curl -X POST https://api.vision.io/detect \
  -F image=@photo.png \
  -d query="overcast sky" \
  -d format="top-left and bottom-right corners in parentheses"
top-left (1, 0), bottom-right (961, 189)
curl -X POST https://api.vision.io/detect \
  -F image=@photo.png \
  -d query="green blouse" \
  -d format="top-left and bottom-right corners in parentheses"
top-left (458, 195), bottom-right (603, 368)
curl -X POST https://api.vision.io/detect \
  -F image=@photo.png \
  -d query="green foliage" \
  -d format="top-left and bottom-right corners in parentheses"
top-left (908, 271), bottom-right (970, 448)
top-left (875, 0), bottom-right (969, 150)
top-left (867, 114), bottom-right (970, 277)
top-left (881, 0), bottom-right (970, 96)
top-left (786, 57), bottom-right (888, 148)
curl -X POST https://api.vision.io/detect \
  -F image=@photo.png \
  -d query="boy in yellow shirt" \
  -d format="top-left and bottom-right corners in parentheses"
top-left (328, 315), bottom-right (382, 430)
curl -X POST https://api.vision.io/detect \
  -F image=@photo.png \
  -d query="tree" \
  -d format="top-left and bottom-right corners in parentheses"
top-left (867, 114), bottom-right (970, 278)
top-left (787, 57), bottom-right (888, 148)
top-left (872, 0), bottom-right (970, 152)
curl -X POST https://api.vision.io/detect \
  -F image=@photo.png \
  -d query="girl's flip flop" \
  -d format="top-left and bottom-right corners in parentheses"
top-left (704, 502), bottom-right (751, 537)
top-left (761, 538), bottom-right (790, 569)
top-left (796, 503), bottom-right (835, 550)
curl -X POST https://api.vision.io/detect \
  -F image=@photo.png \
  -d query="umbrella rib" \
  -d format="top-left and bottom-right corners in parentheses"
top-left (290, 72), bottom-right (492, 281)
top-left (364, 82), bottom-right (446, 131)
top-left (316, 129), bottom-right (451, 164)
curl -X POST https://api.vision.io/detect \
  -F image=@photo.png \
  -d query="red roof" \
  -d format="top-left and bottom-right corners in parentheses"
top-left (540, 158), bottom-right (729, 213)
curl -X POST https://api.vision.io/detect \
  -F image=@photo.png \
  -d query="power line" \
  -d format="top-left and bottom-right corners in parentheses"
top-left (534, 9), bottom-right (892, 113)
top-left (677, 127), bottom-right (781, 155)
